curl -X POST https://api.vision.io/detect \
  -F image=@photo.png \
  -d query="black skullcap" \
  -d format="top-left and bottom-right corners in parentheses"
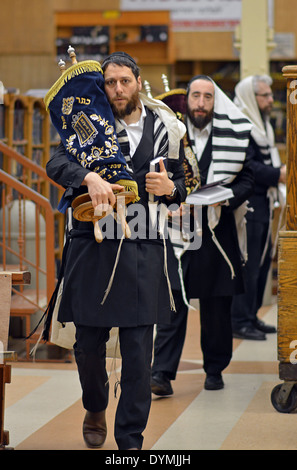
top-left (101, 52), bottom-right (140, 79)
top-left (101, 51), bottom-right (137, 68)
top-left (186, 75), bottom-right (212, 95)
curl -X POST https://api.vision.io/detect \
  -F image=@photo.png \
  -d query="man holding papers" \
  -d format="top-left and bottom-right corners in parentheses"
top-left (151, 75), bottom-right (254, 394)
top-left (185, 181), bottom-right (234, 206)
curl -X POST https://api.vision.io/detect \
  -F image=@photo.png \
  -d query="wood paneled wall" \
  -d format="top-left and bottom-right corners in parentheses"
top-left (0, 0), bottom-right (54, 54)
top-left (53, 0), bottom-right (120, 10)
top-left (274, 0), bottom-right (297, 54)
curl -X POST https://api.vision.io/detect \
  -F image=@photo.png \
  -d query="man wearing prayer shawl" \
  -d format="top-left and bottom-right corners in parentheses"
top-left (44, 51), bottom-right (187, 451)
top-left (151, 75), bottom-right (255, 395)
top-left (231, 75), bottom-right (286, 340)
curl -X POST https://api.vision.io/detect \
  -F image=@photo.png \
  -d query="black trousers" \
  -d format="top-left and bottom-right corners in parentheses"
top-left (74, 324), bottom-right (154, 450)
top-left (152, 290), bottom-right (233, 379)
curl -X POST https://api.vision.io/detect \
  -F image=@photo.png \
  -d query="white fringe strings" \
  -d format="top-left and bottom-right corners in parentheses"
top-left (101, 233), bottom-right (125, 305)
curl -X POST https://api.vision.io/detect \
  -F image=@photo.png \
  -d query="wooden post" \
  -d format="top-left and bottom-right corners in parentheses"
top-left (0, 271), bottom-right (30, 450)
top-left (282, 66), bottom-right (297, 231)
top-left (0, 272), bottom-right (11, 450)
top-left (277, 67), bottom-right (297, 381)
top-left (0, 273), bottom-right (12, 352)
top-left (268, 66), bottom-right (297, 415)
top-left (234, 0), bottom-right (275, 78)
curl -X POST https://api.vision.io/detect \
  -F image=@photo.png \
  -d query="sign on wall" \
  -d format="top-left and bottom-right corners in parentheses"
top-left (120, 0), bottom-right (274, 32)
top-left (121, 0), bottom-right (242, 30)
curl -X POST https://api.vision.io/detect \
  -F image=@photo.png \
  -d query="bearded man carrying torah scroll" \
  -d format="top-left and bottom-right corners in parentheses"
top-left (44, 51), bottom-right (187, 450)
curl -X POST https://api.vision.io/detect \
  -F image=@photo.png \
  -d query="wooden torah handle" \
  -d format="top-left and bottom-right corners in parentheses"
top-left (116, 194), bottom-right (131, 239)
top-left (67, 45), bottom-right (77, 65)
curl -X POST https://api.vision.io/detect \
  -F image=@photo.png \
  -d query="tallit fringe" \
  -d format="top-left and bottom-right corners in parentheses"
top-left (177, 257), bottom-right (195, 310)
top-left (44, 60), bottom-right (103, 110)
top-left (260, 192), bottom-right (274, 267)
top-left (101, 233), bottom-right (125, 305)
top-left (161, 232), bottom-right (176, 312)
top-left (261, 191), bottom-right (285, 265)
top-left (29, 328), bottom-right (44, 361)
top-left (105, 330), bottom-right (121, 398)
top-left (209, 226), bottom-right (235, 279)
top-left (158, 204), bottom-right (176, 312)
top-left (166, 216), bottom-right (194, 310)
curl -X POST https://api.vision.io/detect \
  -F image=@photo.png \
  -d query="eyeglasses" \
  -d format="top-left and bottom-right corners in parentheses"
top-left (255, 93), bottom-right (274, 99)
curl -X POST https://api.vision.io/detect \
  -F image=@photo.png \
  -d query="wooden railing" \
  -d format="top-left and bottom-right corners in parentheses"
top-left (0, 169), bottom-right (56, 300)
top-left (0, 140), bottom-right (65, 260)
top-left (0, 89), bottom-right (71, 360)
top-left (0, 90), bottom-right (65, 254)
top-left (0, 140), bottom-right (65, 360)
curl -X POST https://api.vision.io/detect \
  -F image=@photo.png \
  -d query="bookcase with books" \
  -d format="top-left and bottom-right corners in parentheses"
top-left (55, 10), bottom-right (175, 66)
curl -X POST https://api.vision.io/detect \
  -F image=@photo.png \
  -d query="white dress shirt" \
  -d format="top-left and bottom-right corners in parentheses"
top-left (119, 100), bottom-right (146, 157)
top-left (192, 121), bottom-right (212, 161)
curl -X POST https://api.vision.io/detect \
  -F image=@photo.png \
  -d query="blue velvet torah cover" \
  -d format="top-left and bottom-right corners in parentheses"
top-left (44, 60), bottom-right (138, 212)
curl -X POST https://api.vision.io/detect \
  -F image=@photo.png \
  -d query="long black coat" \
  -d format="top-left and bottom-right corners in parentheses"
top-left (46, 108), bottom-right (186, 328)
top-left (245, 135), bottom-right (280, 224)
top-left (167, 133), bottom-right (255, 300)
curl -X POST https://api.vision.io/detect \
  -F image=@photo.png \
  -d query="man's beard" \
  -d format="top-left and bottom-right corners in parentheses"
top-left (110, 89), bottom-right (139, 119)
top-left (187, 105), bottom-right (213, 130)
top-left (260, 107), bottom-right (272, 120)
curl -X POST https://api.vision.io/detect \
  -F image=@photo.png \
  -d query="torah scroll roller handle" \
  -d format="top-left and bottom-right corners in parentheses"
top-left (161, 74), bottom-right (170, 92)
top-left (58, 59), bottom-right (66, 74)
top-left (68, 45), bottom-right (78, 65)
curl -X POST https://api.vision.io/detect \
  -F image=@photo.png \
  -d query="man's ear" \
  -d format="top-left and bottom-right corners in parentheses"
top-left (138, 76), bottom-right (142, 91)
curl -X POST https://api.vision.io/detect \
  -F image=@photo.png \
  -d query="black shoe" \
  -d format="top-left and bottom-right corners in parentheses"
top-left (254, 318), bottom-right (276, 334)
top-left (204, 374), bottom-right (224, 390)
top-left (151, 372), bottom-right (173, 396)
top-left (233, 326), bottom-right (266, 341)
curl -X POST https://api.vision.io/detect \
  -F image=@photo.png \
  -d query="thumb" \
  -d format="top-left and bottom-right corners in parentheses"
top-left (110, 183), bottom-right (125, 192)
top-left (159, 158), bottom-right (167, 173)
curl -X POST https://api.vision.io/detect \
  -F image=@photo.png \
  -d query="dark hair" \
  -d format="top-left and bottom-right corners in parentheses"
top-left (186, 75), bottom-right (213, 96)
top-left (101, 52), bottom-right (140, 80)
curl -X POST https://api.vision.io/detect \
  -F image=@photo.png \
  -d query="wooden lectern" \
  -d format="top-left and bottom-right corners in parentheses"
top-left (271, 66), bottom-right (297, 413)
top-left (0, 270), bottom-right (30, 450)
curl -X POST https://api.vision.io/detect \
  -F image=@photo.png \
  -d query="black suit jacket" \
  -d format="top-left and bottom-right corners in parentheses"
top-left (46, 108), bottom-right (186, 328)
top-left (245, 136), bottom-right (280, 223)
top-left (168, 131), bottom-right (255, 299)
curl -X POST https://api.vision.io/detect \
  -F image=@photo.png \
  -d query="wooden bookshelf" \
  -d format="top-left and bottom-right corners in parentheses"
top-left (55, 10), bottom-right (175, 65)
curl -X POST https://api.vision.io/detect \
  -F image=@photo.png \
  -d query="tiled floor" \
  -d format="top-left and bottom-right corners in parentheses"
top-left (3, 300), bottom-right (297, 452)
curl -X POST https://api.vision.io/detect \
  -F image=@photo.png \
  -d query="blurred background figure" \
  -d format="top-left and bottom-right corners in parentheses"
top-left (231, 74), bottom-right (286, 341)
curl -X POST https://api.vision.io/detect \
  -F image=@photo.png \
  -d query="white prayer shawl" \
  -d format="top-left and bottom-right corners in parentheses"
top-left (234, 75), bottom-right (285, 261)
top-left (209, 81), bottom-right (252, 267)
top-left (140, 93), bottom-right (186, 160)
top-left (207, 82), bottom-right (253, 184)
top-left (139, 94), bottom-right (186, 309)
top-left (234, 75), bottom-right (280, 169)
top-left (188, 80), bottom-right (252, 240)
top-left (171, 79), bottom-right (253, 303)
top-left (116, 93), bottom-right (186, 237)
